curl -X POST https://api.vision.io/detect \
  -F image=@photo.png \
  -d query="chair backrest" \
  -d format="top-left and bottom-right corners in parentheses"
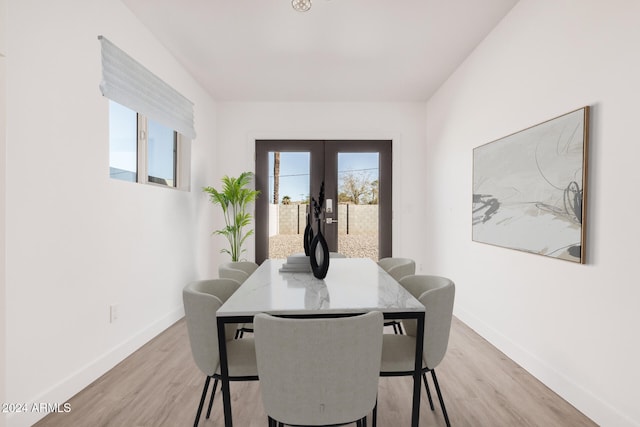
top-left (229, 261), bottom-right (259, 275)
top-left (254, 311), bottom-right (384, 426)
top-left (399, 275), bottom-right (455, 369)
top-left (218, 262), bottom-right (251, 284)
top-left (182, 279), bottom-right (240, 376)
top-left (378, 257), bottom-right (416, 281)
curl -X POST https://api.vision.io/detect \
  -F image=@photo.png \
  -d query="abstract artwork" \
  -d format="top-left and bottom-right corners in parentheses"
top-left (472, 107), bottom-right (590, 263)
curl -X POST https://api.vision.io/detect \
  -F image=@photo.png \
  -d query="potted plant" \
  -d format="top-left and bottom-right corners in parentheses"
top-left (203, 171), bottom-right (260, 262)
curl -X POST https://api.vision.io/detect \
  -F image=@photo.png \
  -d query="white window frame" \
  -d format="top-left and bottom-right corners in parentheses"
top-left (109, 100), bottom-right (191, 191)
top-left (138, 112), bottom-right (191, 191)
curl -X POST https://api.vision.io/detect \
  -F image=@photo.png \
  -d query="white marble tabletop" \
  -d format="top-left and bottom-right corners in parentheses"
top-left (217, 258), bottom-right (425, 317)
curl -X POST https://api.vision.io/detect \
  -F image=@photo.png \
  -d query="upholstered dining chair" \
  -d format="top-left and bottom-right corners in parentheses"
top-left (379, 275), bottom-right (455, 427)
top-left (183, 279), bottom-right (259, 427)
top-left (228, 261), bottom-right (259, 276)
top-left (219, 261), bottom-right (259, 338)
top-left (377, 257), bottom-right (416, 334)
top-left (254, 311), bottom-right (384, 427)
top-left (218, 261), bottom-right (258, 284)
top-left (377, 257), bottom-right (416, 281)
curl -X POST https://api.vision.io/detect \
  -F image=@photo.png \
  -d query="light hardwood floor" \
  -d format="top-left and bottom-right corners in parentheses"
top-left (35, 317), bottom-right (597, 427)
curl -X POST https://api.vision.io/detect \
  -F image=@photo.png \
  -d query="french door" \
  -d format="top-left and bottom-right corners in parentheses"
top-left (255, 140), bottom-right (392, 264)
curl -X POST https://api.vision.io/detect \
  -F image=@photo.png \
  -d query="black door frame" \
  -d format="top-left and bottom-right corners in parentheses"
top-left (323, 140), bottom-right (392, 258)
top-left (255, 139), bottom-right (392, 264)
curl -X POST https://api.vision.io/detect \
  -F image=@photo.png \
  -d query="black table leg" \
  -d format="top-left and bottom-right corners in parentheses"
top-left (411, 311), bottom-right (425, 427)
top-left (217, 318), bottom-right (233, 427)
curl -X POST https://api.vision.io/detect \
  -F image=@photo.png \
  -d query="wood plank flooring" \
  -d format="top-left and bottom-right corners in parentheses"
top-left (35, 317), bottom-right (597, 427)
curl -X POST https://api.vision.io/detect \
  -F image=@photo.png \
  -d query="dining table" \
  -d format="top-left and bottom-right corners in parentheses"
top-left (215, 257), bottom-right (426, 427)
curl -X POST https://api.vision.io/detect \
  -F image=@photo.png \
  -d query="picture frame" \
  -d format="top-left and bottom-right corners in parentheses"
top-left (472, 107), bottom-right (590, 263)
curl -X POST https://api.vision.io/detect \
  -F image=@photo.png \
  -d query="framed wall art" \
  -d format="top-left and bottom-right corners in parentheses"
top-left (472, 107), bottom-right (590, 263)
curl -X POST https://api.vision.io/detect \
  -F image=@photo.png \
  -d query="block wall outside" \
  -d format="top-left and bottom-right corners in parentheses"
top-left (276, 204), bottom-right (378, 235)
top-left (276, 204), bottom-right (307, 234)
top-left (337, 204), bottom-right (378, 234)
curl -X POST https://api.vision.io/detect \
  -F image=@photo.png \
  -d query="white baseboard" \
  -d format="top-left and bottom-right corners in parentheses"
top-left (7, 307), bottom-right (184, 427)
top-left (455, 307), bottom-right (636, 427)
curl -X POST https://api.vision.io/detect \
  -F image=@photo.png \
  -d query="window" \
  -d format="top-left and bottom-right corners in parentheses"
top-left (109, 101), bottom-right (137, 182)
top-left (109, 100), bottom-right (185, 189)
top-left (147, 118), bottom-right (177, 187)
top-left (99, 36), bottom-right (194, 190)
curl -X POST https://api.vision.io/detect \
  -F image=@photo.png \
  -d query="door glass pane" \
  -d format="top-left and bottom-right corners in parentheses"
top-left (147, 119), bottom-right (176, 186)
top-left (337, 152), bottom-right (379, 260)
top-left (109, 101), bottom-right (137, 182)
top-left (267, 151), bottom-right (311, 259)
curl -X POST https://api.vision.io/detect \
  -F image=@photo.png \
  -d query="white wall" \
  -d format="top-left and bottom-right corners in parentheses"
top-left (214, 102), bottom-right (427, 265)
top-left (5, 1), bottom-right (217, 426)
top-left (269, 204), bottom-right (279, 237)
top-left (1, 0), bottom-right (7, 425)
top-left (425, 1), bottom-right (640, 425)
top-left (0, 0), bottom-right (4, 54)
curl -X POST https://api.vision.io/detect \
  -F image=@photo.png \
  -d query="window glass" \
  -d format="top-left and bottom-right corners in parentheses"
top-left (337, 152), bottom-right (379, 260)
top-left (109, 101), bottom-right (137, 182)
top-left (147, 119), bottom-right (176, 187)
top-left (108, 100), bottom-right (184, 189)
top-left (267, 151), bottom-right (311, 259)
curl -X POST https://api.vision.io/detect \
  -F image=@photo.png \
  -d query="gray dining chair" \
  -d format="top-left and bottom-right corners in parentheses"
top-left (183, 279), bottom-right (259, 427)
top-left (377, 257), bottom-right (416, 334)
top-left (254, 311), bottom-right (384, 427)
top-left (379, 275), bottom-right (455, 427)
top-left (378, 257), bottom-right (416, 281)
top-left (219, 261), bottom-right (259, 338)
top-left (228, 261), bottom-right (259, 276)
top-left (219, 261), bottom-right (258, 284)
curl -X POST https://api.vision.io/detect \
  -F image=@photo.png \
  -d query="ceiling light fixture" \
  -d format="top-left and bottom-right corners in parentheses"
top-left (292, 0), bottom-right (312, 12)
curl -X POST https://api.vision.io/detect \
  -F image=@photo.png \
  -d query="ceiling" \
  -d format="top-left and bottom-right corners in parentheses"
top-left (121, 0), bottom-right (519, 102)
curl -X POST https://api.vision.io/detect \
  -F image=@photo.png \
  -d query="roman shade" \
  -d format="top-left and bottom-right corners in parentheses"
top-left (98, 35), bottom-right (196, 139)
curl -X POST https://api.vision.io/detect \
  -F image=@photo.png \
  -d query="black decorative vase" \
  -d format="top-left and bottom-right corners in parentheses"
top-left (303, 209), bottom-right (314, 256)
top-left (310, 219), bottom-right (330, 279)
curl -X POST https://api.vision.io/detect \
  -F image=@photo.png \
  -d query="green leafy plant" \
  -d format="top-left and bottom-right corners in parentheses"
top-left (203, 172), bottom-right (260, 262)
